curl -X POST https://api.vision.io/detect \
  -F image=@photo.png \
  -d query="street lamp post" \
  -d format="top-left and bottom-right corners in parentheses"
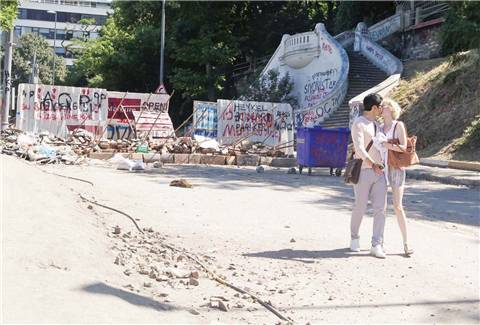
top-left (47, 10), bottom-right (57, 86)
top-left (159, 0), bottom-right (165, 86)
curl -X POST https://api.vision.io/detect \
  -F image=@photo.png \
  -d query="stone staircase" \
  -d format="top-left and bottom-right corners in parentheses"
top-left (321, 49), bottom-right (388, 128)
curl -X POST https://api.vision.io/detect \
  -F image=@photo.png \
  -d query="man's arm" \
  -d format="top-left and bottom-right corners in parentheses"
top-left (351, 121), bottom-right (376, 168)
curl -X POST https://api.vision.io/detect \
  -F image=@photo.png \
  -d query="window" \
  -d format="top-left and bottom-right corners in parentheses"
top-left (22, 26), bottom-right (33, 34)
top-left (56, 30), bottom-right (66, 40)
top-left (14, 26), bottom-right (22, 37)
top-left (39, 28), bottom-right (50, 38)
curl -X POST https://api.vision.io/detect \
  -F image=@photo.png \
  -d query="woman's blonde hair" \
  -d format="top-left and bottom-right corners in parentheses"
top-left (382, 98), bottom-right (402, 120)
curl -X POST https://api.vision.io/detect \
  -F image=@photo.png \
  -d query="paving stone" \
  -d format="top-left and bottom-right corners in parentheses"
top-left (259, 156), bottom-right (273, 166)
top-left (201, 155), bottom-right (226, 165)
top-left (270, 157), bottom-right (297, 168)
top-left (189, 154), bottom-right (203, 165)
top-left (225, 156), bottom-right (236, 165)
top-left (236, 154), bottom-right (260, 166)
top-left (160, 153), bottom-right (175, 164)
top-left (174, 153), bottom-right (189, 164)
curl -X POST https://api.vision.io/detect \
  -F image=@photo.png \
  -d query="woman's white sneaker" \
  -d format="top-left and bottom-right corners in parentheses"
top-left (350, 239), bottom-right (360, 252)
top-left (370, 245), bottom-right (386, 258)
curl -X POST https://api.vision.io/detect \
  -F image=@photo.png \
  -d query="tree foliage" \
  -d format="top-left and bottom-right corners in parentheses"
top-left (333, 1), bottom-right (395, 34)
top-left (12, 33), bottom-right (66, 87)
top-left (68, 1), bottom-right (341, 125)
top-left (0, 0), bottom-right (18, 30)
top-left (240, 69), bottom-right (297, 108)
top-left (441, 1), bottom-right (480, 55)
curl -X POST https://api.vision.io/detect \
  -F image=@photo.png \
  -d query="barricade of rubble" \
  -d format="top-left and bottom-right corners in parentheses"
top-left (1, 128), bottom-right (292, 166)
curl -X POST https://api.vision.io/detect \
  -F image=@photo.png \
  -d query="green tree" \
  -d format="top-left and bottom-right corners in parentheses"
top-left (12, 33), bottom-right (66, 87)
top-left (68, 1), bottom-right (339, 125)
top-left (441, 1), bottom-right (480, 55)
top-left (0, 0), bottom-right (18, 30)
top-left (334, 1), bottom-right (395, 34)
top-left (240, 69), bottom-right (298, 108)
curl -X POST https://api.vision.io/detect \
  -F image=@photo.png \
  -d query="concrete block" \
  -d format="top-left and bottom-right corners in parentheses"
top-left (160, 153), bottom-right (175, 164)
top-left (259, 156), bottom-right (273, 166)
top-left (142, 153), bottom-right (162, 163)
top-left (174, 153), bottom-right (189, 164)
top-left (270, 157), bottom-right (297, 168)
top-left (189, 154), bottom-right (203, 165)
top-left (236, 154), bottom-right (260, 166)
top-left (201, 155), bottom-right (226, 165)
top-left (89, 152), bottom-right (115, 160)
top-left (225, 156), bottom-right (236, 165)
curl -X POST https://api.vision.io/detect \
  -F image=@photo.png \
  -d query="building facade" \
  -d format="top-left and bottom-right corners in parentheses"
top-left (13, 0), bottom-right (111, 65)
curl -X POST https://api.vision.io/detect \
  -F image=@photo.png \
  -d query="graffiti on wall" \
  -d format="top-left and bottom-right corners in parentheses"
top-left (303, 68), bottom-right (339, 108)
top-left (193, 101), bottom-right (218, 138)
top-left (295, 81), bottom-right (348, 127)
top-left (368, 15), bottom-right (401, 41)
top-left (16, 83), bottom-right (108, 137)
top-left (363, 38), bottom-right (398, 75)
top-left (217, 99), bottom-right (294, 150)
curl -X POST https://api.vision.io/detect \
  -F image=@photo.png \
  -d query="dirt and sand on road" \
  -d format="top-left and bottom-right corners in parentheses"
top-left (2, 155), bottom-right (479, 324)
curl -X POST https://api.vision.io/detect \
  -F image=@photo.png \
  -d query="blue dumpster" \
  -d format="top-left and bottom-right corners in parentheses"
top-left (296, 127), bottom-right (350, 176)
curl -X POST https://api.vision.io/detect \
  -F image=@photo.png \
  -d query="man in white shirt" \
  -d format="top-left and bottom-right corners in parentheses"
top-left (350, 93), bottom-right (387, 258)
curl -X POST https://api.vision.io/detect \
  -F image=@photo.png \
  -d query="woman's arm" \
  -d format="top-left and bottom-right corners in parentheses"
top-left (386, 122), bottom-right (408, 152)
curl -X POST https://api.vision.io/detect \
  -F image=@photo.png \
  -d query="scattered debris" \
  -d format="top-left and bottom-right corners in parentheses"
top-left (209, 297), bottom-right (230, 312)
top-left (256, 165), bottom-right (265, 173)
top-left (290, 238), bottom-right (296, 243)
top-left (113, 225), bottom-right (121, 235)
top-left (188, 308), bottom-right (200, 316)
top-left (189, 278), bottom-right (200, 286)
top-left (170, 179), bottom-right (193, 188)
top-left (287, 167), bottom-right (297, 174)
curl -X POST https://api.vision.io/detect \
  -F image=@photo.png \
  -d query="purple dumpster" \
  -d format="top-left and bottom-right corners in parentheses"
top-left (296, 127), bottom-right (350, 176)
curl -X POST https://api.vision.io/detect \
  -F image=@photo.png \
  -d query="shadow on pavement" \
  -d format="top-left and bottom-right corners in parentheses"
top-left (133, 164), bottom-right (479, 227)
top-left (243, 248), bottom-right (373, 263)
top-left (81, 282), bottom-right (176, 312)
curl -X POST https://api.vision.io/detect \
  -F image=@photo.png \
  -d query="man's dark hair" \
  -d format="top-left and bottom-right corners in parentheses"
top-left (363, 93), bottom-right (383, 111)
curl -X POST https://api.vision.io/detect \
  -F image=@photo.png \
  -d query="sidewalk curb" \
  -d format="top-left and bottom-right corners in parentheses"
top-left (420, 158), bottom-right (480, 172)
top-left (406, 169), bottom-right (480, 188)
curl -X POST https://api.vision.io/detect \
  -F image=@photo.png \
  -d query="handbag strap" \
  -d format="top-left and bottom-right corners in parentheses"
top-left (392, 121), bottom-right (407, 152)
top-left (350, 123), bottom-right (376, 159)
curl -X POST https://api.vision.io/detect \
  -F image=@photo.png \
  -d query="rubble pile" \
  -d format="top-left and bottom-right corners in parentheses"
top-left (108, 226), bottom-right (260, 315)
top-left (1, 128), bottom-right (91, 164)
top-left (1, 127), bottom-right (292, 165)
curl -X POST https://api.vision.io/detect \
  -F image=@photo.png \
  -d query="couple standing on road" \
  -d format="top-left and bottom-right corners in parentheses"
top-left (349, 93), bottom-right (414, 258)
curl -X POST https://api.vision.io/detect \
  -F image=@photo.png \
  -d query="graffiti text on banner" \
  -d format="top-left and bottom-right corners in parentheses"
top-left (107, 91), bottom-right (173, 140)
top-left (193, 101), bottom-right (218, 138)
top-left (217, 99), bottom-right (294, 153)
top-left (16, 83), bottom-right (108, 138)
top-left (133, 111), bottom-right (174, 139)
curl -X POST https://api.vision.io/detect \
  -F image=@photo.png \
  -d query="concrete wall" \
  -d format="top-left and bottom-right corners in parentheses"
top-left (402, 20), bottom-right (444, 60)
top-left (260, 23), bottom-right (349, 127)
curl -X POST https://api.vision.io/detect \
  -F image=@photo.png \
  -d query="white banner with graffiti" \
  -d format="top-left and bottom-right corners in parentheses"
top-left (15, 84), bottom-right (175, 139)
top-left (15, 83), bottom-right (108, 138)
top-left (107, 91), bottom-right (172, 139)
top-left (217, 99), bottom-right (294, 153)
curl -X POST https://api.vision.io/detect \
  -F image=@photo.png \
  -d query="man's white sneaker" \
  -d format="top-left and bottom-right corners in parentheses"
top-left (350, 239), bottom-right (360, 252)
top-left (370, 245), bottom-right (387, 258)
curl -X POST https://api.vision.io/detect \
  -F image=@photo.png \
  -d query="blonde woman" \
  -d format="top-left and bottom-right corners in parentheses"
top-left (380, 98), bottom-right (414, 257)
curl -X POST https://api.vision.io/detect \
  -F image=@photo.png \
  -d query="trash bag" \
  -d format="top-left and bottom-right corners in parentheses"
top-left (37, 143), bottom-right (57, 158)
top-left (17, 133), bottom-right (37, 146)
top-left (108, 153), bottom-right (145, 171)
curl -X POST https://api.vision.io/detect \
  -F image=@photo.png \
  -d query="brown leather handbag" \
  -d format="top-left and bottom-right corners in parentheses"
top-left (345, 125), bottom-right (376, 185)
top-left (387, 122), bottom-right (420, 169)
